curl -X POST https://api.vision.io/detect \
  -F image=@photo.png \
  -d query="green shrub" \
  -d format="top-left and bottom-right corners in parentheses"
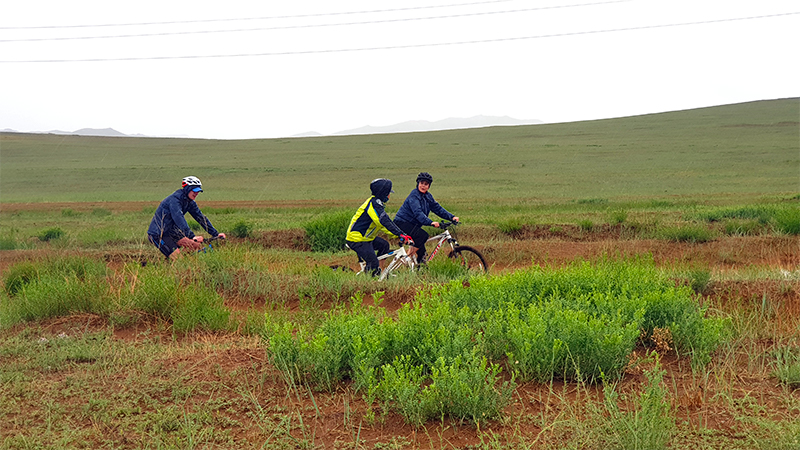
top-left (37, 227), bottom-right (65, 242)
top-left (304, 210), bottom-right (351, 253)
top-left (578, 219), bottom-right (594, 232)
top-left (61, 208), bottom-right (79, 217)
top-left (231, 219), bottom-right (252, 238)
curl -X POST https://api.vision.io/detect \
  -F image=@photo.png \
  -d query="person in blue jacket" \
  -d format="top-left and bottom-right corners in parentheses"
top-left (394, 172), bottom-right (459, 265)
top-left (345, 178), bottom-right (413, 277)
top-left (147, 176), bottom-right (226, 259)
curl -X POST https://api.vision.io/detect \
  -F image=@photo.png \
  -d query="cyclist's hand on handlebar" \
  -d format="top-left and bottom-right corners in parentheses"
top-left (452, 216), bottom-right (460, 223)
top-left (431, 222), bottom-right (440, 228)
top-left (193, 235), bottom-right (204, 243)
top-left (399, 234), bottom-right (414, 246)
top-left (217, 233), bottom-right (226, 239)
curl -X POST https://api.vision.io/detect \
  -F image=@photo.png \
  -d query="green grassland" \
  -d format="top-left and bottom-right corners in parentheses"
top-left (1, 99), bottom-right (800, 449)
top-left (1, 98), bottom-right (798, 204)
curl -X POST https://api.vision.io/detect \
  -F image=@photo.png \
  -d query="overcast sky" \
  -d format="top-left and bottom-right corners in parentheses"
top-left (1, 0), bottom-right (797, 140)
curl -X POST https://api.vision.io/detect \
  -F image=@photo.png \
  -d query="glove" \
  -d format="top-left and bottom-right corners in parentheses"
top-left (399, 234), bottom-right (414, 246)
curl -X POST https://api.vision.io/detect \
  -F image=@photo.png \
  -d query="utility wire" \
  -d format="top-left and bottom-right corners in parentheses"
top-left (0, 12), bottom-right (796, 63)
top-left (0, 0), bottom-right (627, 30)
top-left (0, 1), bottom-right (631, 43)
top-left (0, 0), bottom-right (518, 29)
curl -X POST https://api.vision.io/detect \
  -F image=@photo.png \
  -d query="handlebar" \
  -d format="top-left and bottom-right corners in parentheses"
top-left (439, 220), bottom-right (460, 229)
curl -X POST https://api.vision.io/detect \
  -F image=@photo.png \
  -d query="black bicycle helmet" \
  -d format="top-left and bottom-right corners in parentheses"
top-left (416, 172), bottom-right (433, 185)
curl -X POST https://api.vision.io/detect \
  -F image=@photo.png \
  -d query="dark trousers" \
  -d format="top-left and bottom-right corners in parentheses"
top-left (346, 237), bottom-right (390, 277)
top-left (394, 221), bottom-right (430, 264)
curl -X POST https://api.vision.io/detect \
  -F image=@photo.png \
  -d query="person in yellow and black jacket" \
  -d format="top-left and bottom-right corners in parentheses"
top-left (346, 178), bottom-right (413, 277)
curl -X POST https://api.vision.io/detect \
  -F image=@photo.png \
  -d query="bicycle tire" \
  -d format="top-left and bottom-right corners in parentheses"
top-left (449, 246), bottom-right (488, 274)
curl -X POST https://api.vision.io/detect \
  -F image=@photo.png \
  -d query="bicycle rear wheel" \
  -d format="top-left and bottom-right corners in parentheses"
top-left (449, 246), bottom-right (488, 275)
top-left (379, 256), bottom-right (414, 281)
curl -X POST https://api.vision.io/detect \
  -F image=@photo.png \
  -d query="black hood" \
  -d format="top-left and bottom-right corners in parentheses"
top-left (370, 178), bottom-right (394, 202)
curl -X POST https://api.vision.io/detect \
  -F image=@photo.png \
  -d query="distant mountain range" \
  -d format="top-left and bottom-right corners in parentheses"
top-left (1, 116), bottom-right (543, 139)
top-left (294, 115), bottom-right (543, 137)
top-left (0, 127), bottom-right (147, 137)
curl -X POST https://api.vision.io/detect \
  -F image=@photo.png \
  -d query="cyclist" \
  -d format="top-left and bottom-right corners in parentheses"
top-left (394, 172), bottom-right (459, 266)
top-left (147, 176), bottom-right (226, 260)
top-left (345, 178), bottom-right (413, 277)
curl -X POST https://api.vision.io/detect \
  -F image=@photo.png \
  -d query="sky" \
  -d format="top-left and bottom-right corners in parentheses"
top-left (0, 0), bottom-right (798, 140)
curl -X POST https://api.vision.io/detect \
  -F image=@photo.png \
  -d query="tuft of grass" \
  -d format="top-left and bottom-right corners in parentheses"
top-left (773, 347), bottom-right (800, 388)
top-left (608, 209), bottom-right (628, 225)
top-left (231, 219), bottom-right (253, 238)
top-left (37, 227), bottom-right (65, 242)
top-left (602, 357), bottom-right (675, 450)
top-left (497, 218), bottom-right (524, 235)
top-left (577, 219), bottom-right (594, 232)
top-left (656, 224), bottom-right (715, 243)
top-left (773, 207), bottom-right (800, 235)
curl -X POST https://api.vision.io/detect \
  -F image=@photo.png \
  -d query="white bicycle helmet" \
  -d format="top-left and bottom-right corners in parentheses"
top-left (181, 176), bottom-right (203, 192)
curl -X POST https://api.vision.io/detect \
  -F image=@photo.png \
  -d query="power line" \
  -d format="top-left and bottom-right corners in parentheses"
top-left (0, 0), bottom-right (521, 29)
top-left (0, 12), bottom-right (796, 63)
top-left (0, 0), bottom-right (631, 43)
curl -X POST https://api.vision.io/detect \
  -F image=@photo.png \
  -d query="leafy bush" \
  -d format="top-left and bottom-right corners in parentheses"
top-left (263, 258), bottom-right (725, 426)
top-left (578, 219), bottom-right (594, 232)
top-left (303, 210), bottom-right (351, 252)
top-left (37, 227), bottom-right (65, 242)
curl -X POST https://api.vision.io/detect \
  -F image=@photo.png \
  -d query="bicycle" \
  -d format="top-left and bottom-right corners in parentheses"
top-left (339, 221), bottom-right (487, 280)
top-left (193, 234), bottom-right (226, 253)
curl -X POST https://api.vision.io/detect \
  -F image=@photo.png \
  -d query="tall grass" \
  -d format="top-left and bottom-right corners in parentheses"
top-left (0, 256), bottom-right (229, 332)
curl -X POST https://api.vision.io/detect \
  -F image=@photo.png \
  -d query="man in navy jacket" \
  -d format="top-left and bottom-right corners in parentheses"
top-left (147, 176), bottom-right (225, 259)
top-left (393, 172), bottom-right (459, 265)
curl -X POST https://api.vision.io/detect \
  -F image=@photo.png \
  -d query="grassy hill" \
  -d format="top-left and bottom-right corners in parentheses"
top-left (1, 98), bottom-right (797, 204)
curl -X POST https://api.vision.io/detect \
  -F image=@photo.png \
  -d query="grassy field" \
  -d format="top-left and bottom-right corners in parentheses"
top-left (1, 98), bottom-right (798, 203)
top-left (1, 98), bottom-right (799, 449)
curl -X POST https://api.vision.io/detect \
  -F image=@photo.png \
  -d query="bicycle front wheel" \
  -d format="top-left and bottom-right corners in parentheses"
top-left (449, 246), bottom-right (488, 275)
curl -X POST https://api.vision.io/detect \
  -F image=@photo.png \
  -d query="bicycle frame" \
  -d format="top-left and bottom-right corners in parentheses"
top-left (354, 245), bottom-right (415, 281)
top-left (420, 228), bottom-right (458, 264)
